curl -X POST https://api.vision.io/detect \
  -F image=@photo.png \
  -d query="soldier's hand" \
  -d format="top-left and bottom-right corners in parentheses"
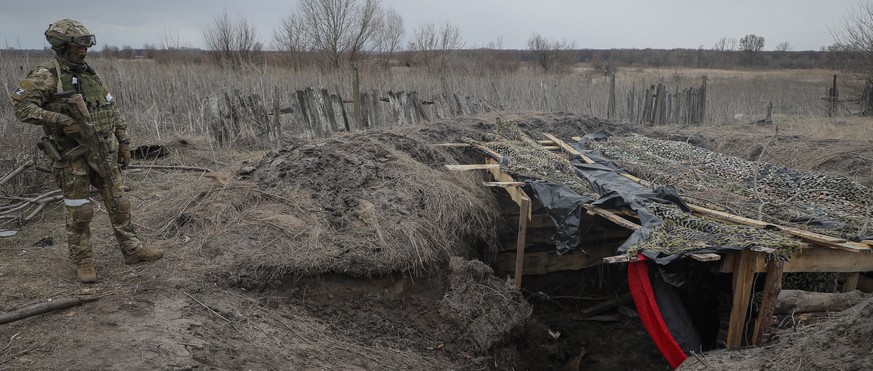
top-left (118, 144), bottom-right (131, 170)
top-left (59, 115), bottom-right (81, 137)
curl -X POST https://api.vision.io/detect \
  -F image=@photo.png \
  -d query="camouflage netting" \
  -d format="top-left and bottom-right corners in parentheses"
top-left (628, 202), bottom-right (803, 258)
top-left (588, 133), bottom-right (873, 240)
top-left (467, 119), bottom-right (596, 196)
top-left (475, 122), bottom-right (804, 259)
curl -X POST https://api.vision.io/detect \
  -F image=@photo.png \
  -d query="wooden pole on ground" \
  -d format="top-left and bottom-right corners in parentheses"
top-left (0, 296), bottom-right (100, 325)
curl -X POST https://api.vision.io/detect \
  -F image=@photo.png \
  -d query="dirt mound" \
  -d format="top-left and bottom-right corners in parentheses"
top-left (679, 297), bottom-right (873, 370)
top-left (439, 257), bottom-right (532, 353)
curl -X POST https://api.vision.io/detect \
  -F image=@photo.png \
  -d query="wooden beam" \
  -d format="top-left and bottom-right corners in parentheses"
top-left (752, 260), bottom-right (784, 345)
top-left (497, 247), bottom-right (617, 276)
top-left (514, 192), bottom-right (531, 288)
top-left (445, 164), bottom-right (500, 171)
top-left (542, 146), bottom-right (561, 151)
top-left (688, 204), bottom-right (869, 254)
top-left (726, 249), bottom-right (756, 349)
top-left (720, 247), bottom-right (873, 273)
top-left (691, 253), bottom-right (721, 262)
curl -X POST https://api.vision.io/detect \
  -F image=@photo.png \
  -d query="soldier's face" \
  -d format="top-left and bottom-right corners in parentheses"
top-left (69, 43), bottom-right (88, 62)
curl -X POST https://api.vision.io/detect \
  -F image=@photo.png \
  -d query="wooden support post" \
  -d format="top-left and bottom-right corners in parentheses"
top-left (752, 259), bottom-right (783, 345)
top-left (514, 192), bottom-right (531, 288)
top-left (841, 272), bottom-right (860, 292)
top-left (726, 249), bottom-right (756, 349)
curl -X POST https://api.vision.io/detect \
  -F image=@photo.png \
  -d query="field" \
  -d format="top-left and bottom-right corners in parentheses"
top-left (1, 54), bottom-right (873, 369)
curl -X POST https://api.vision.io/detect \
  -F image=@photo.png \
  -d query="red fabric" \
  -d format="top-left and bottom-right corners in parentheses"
top-left (628, 254), bottom-right (688, 369)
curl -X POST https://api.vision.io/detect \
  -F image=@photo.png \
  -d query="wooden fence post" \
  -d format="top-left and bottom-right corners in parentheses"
top-left (607, 72), bottom-right (616, 120)
top-left (351, 64), bottom-right (361, 130)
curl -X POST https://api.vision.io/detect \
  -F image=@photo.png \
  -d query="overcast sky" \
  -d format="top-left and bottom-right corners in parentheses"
top-left (0, 0), bottom-right (859, 51)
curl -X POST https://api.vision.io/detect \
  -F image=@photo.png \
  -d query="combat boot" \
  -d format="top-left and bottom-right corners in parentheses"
top-left (123, 246), bottom-right (164, 265)
top-left (76, 262), bottom-right (97, 283)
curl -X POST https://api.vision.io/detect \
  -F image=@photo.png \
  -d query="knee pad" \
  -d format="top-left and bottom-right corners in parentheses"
top-left (73, 203), bottom-right (94, 223)
top-left (111, 195), bottom-right (131, 224)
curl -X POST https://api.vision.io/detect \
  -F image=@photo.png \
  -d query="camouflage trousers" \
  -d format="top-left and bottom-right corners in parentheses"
top-left (52, 154), bottom-right (142, 265)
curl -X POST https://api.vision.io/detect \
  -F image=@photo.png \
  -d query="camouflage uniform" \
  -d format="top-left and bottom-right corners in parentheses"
top-left (10, 19), bottom-right (160, 282)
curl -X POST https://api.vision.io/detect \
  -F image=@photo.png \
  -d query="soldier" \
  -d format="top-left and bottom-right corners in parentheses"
top-left (10, 19), bottom-right (163, 283)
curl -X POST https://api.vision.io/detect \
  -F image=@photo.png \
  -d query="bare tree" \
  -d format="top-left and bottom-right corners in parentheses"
top-left (159, 27), bottom-right (187, 50)
top-left (739, 34), bottom-right (765, 65)
top-left (373, 7), bottom-right (404, 68)
top-left (408, 22), bottom-right (465, 73)
top-left (202, 10), bottom-right (263, 67)
top-left (831, 1), bottom-right (873, 83)
top-left (713, 37), bottom-right (738, 51)
top-left (775, 41), bottom-right (792, 52)
top-left (527, 32), bottom-right (576, 72)
top-left (293, 0), bottom-right (385, 68)
top-left (272, 13), bottom-right (310, 70)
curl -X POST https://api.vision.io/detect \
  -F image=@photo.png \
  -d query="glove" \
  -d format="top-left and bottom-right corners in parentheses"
top-left (118, 143), bottom-right (131, 170)
top-left (58, 115), bottom-right (81, 137)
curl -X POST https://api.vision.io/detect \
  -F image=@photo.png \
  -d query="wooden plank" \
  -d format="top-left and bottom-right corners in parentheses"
top-left (686, 204), bottom-right (770, 228)
top-left (726, 249), bottom-right (756, 349)
top-left (444, 164), bottom-right (500, 171)
top-left (541, 133), bottom-right (595, 164)
top-left (583, 204), bottom-right (641, 231)
top-left (484, 158), bottom-right (531, 220)
top-left (484, 181), bottom-right (525, 187)
top-left (720, 246), bottom-right (873, 273)
top-left (604, 254), bottom-right (639, 264)
top-left (537, 140), bottom-right (556, 144)
top-left (861, 240), bottom-right (873, 247)
top-left (691, 253), bottom-right (721, 262)
top-left (497, 246), bottom-right (617, 276)
top-left (752, 260), bottom-right (784, 345)
top-left (514, 193), bottom-right (531, 288)
top-left (841, 272), bottom-right (860, 292)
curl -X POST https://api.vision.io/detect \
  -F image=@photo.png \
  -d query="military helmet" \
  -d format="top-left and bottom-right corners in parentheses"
top-left (45, 19), bottom-right (96, 48)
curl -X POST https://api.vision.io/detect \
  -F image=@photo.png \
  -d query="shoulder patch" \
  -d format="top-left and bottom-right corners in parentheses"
top-left (13, 87), bottom-right (26, 96)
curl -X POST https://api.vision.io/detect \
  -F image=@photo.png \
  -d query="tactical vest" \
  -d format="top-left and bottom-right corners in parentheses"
top-left (41, 58), bottom-right (117, 134)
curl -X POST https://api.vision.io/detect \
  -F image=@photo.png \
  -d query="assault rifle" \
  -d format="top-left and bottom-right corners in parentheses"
top-left (53, 90), bottom-right (120, 185)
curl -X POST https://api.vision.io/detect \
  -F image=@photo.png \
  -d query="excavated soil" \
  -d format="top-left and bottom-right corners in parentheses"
top-left (1, 112), bottom-right (870, 370)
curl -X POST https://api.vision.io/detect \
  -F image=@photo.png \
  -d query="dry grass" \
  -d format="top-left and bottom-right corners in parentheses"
top-left (0, 54), bottom-right (855, 165)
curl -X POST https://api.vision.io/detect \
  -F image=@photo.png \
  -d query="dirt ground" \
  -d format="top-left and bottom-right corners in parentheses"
top-left (1, 112), bottom-right (870, 370)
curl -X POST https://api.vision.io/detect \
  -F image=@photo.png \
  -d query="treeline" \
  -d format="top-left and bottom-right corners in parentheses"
top-left (3, 47), bottom-right (839, 72)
